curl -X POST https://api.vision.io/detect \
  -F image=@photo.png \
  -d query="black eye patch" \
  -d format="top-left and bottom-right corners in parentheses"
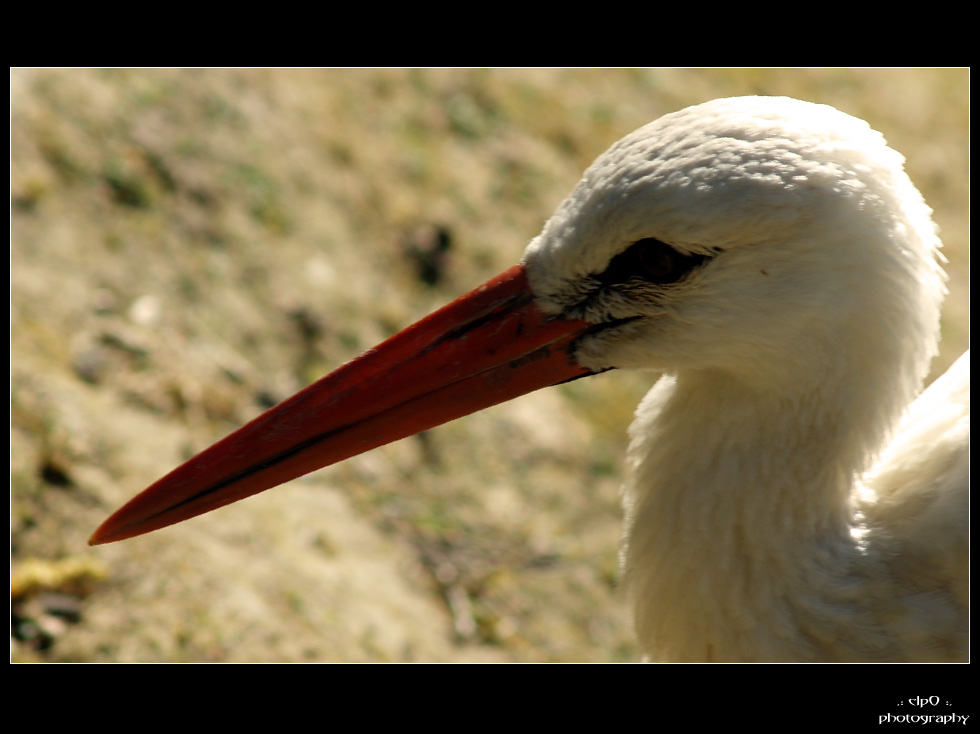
top-left (596, 238), bottom-right (709, 287)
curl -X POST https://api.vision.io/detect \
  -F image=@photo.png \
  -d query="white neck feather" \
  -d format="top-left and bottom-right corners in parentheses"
top-left (621, 365), bottom-right (909, 662)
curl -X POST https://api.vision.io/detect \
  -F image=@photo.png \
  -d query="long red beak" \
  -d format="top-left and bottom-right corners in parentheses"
top-left (89, 264), bottom-right (598, 545)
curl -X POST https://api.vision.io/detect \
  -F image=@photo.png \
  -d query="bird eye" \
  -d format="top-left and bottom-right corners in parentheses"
top-left (597, 238), bottom-right (707, 286)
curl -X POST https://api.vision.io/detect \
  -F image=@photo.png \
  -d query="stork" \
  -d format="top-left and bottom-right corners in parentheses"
top-left (90, 96), bottom-right (968, 662)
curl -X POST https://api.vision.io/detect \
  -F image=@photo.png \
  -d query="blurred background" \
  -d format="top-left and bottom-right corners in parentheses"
top-left (11, 68), bottom-right (968, 663)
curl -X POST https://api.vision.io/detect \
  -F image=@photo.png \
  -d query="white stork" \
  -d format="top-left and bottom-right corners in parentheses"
top-left (91, 96), bottom-right (968, 662)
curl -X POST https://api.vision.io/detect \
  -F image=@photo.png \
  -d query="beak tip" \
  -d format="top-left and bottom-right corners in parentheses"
top-left (88, 527), bottom-right (112, 546)
top-left (89, 516), bottom-right (137, 545)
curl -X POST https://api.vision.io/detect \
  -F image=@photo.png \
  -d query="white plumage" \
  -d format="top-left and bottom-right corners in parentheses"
top-left (525, 96), bottom-right (967, 661)
top-left (94, 96), bottom-right (968, 662)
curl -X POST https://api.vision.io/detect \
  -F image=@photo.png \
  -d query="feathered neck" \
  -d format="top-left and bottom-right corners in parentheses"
top-left (619, 365), bottom-right (904, 662)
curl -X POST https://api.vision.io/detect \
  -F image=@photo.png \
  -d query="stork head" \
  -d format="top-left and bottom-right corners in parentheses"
top-left (90, 96), bottom-right (946, 544)
top-left (524, 96), bottom-right (945, 393)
